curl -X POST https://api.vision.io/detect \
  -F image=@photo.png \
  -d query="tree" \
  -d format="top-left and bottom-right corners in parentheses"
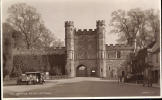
top-left (145, 9), bottom-right (160, 42)
top-left (7, 3), bottom-right (45, 49)
top-left (3, 23), bottom-right (14, 79)
top-left (39, 29), bottom-right (55, 50)
top-left (53, 39), bottom-right (64, 48)
top-left (110, 8), bottom-right (160, 49)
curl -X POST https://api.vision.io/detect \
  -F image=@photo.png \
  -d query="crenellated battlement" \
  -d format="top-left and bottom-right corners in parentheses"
top-left (65, 21), bottom-right (74, 27)
top-left (106, 44), bottom-right (134, 50)
top-left (75, 28), bottom-right (97, 35)
top-left (96, 20), bottom-right (105, 26)
top-left (76, 29), bottom-right (96, 32)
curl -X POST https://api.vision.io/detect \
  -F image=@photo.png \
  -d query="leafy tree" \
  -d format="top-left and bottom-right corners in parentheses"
top-left (53, 38), bottom-right (64, 48)
top-left (145, 9), bottom-right (160, 42)
top-left (32, 28), bottom-right (55, 50)
top-left (7, 3), bottom-right (64, 50)
top-left (41, 29), bottom-right (54, 48)
top-left (110, 8), bottom-right (160, 49)
top-left (3, 23), bottom-right (13, 79)
top-left (7, 3), bottom-right (45, 49)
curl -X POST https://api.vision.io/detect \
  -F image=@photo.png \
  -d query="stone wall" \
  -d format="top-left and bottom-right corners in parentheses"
top-left (11, 49), bottom-right (66, 77)
top-left (106, 59), bottom-right (127, 79)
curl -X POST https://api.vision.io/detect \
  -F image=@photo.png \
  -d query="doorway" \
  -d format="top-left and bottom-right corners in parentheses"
top-left (76, 65), bottom-right (87, 77)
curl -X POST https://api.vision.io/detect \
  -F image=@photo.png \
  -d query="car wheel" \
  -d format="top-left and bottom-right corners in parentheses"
top-left (143, 83), bottom-right (145, 87)
top-left (18, 80), bottom-right (22, 85)
top-left (32, 81), bottom-right (34, 85)
top-left (40, 81), bottom-right (43, 84)
top-left (33, 81), bottom-right (36, 85)
top-left (34, 81), bottom-right (37, 85)
top-left (17, 80), bottom-right (19, 85)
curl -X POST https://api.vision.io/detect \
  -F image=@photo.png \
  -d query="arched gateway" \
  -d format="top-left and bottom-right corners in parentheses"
top-left (76, 65), bottom-right (87, 77)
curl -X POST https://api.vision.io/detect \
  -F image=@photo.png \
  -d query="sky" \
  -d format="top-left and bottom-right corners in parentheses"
top-left (2, 0), bottom-right (160, 44)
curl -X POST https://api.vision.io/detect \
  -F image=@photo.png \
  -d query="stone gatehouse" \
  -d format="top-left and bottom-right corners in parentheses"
top-left (65, 20), bottom-right (134, 78)
top-left (12, 20), bottom-right (134, 79)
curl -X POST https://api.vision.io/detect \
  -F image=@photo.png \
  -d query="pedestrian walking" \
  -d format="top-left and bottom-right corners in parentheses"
top-left (143, 66), bottom-right (152, 87)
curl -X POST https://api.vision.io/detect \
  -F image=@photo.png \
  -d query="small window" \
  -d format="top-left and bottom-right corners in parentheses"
top-left (101, 68), bottom-right (103, 72)
top-left (117, 51), bottom-right (121, 58)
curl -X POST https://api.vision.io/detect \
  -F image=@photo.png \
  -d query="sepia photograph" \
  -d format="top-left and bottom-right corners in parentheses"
top-left (1, 0), bottom-right (161, 99)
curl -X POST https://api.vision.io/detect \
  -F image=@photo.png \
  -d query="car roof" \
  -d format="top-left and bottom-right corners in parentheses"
top-left (25, 72), bottom-right (42, 74)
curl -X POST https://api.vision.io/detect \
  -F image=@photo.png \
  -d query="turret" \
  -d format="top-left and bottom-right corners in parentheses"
top-left (65, 21), bottom-right (74, 50)
top-left (96, 20), bottom-right (106, 78)
top-left (96, 20), bottom-right (106, 50)
top-left (65, 21), bottom-right (75, 77)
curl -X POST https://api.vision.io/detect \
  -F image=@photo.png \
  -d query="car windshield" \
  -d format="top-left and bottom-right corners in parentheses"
top-left (22, 74), bottom-right (26, 76)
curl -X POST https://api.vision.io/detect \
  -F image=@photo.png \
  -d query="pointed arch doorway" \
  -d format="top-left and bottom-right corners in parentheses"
top-left (76, 65), bottom-right (88, 77)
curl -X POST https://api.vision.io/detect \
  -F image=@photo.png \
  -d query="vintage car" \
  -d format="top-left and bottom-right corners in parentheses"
top-left (17, 72), bottom-right (45, 85)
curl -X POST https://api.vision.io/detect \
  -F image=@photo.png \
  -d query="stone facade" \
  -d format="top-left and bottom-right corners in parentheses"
top-left (65, 20), bottom-right (134, 78)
